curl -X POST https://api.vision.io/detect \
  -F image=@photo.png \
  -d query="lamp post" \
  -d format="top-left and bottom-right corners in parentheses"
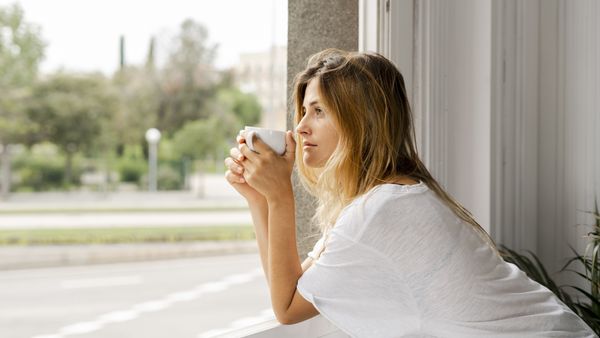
top-left (145, 128), bottom-right (161, 192)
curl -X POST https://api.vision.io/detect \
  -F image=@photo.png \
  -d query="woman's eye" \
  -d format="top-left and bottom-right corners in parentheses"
top-left (315, 108), bottom-right (323, 116)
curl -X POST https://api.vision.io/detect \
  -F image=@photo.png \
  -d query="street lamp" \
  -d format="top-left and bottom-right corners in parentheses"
top-left (145, 128), bottom-right (161, 192)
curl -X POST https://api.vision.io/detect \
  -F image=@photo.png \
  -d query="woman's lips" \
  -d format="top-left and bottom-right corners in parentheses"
top-left (303, 142), bottom-right (317, 148)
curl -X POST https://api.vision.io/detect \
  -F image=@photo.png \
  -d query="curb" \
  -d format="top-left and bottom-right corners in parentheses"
top-left (0, 241), bottom-right (258, 270)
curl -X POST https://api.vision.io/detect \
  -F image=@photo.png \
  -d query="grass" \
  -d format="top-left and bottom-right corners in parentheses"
top-left (0, 225), bottom-right (255, 245)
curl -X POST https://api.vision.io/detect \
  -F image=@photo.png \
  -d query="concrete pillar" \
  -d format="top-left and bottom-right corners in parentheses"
top-left (287, 0), bottom-right (358, 258)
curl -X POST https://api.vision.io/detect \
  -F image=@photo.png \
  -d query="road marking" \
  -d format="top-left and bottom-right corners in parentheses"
top-left (60, 275), bottom-right (142, 289)
top-left (197, 308), bottom-right (275, 338)
top-left (31, 268), bottom-right (263, 338)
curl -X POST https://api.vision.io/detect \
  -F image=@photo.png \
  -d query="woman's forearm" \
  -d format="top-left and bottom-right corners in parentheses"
top-left (267, 190), bottom-right (302, 317)
top-left (247, 197), bottom-right (270, 285)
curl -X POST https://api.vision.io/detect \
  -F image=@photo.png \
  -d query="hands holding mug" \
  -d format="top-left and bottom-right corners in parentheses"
top-left (224, 127), bottom-right (296, 202)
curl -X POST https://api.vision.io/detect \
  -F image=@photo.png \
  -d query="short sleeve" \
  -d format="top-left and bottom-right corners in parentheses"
top-left (306, 233), bottom-right (326, 260)
top-left (296, 227), bottom-right (419, 336)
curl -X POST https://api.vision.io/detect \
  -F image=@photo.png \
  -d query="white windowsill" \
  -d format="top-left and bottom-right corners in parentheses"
top-left (213, 315), bottom-right (349, 338)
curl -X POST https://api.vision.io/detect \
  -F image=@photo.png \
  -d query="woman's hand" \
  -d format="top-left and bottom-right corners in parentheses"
top-left (238, 130), bottom-right (296, 201)
top-left (224, 133), bottom-right (265, 203)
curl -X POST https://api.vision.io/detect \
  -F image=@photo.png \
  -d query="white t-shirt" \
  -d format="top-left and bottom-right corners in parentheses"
top-left (297, 182), bottom-right (596, 338)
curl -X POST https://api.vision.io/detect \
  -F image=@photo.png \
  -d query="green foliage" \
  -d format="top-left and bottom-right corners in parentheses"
top-left (28, 73), bottom-right (117, 152)
top-left (216, 87), bottom-right (262, 126)
top-left (157, 165), bottom-right (183, 190)
top-left (11, 143), bottom-right (83, 191)
top-left (499, 200), bottom-right (600, 334)
top-left (172, 117), bottom-right (222, 160)
top-left (0, 3), bottom-right (45, 89)
top-left (0, 226), bottom-right (255, 245)
top-left (140, 163), bottom-right (183, 190)
top-left (158, 19), bottom-right (218, 134)
top-left (164, 18), bottom-right (217, 84)
top-left (0, 3), bottom-right (45, 145)
top-left (152, 58), bottom-right (253, 173)
top-left (115, 144), bottom-right (146, 184)
top-left (112, 66), bottom-right (160, 148)
top-left (117, 157), bottom-right (145, 183)
top-left (26, 73), bottom-right (118, 184)
top-left (0, 11), bottom-right (262, 192)
top-left (14, 157), bottom-right (64, 191)
top-left (560, 200), bottom-right (600, 332)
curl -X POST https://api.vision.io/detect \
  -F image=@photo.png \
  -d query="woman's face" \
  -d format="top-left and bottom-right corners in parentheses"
top-left (296, 78), bottom-right (340, 168)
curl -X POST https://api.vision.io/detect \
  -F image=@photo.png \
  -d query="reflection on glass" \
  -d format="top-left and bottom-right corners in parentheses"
top-left (0, 0), bottom-right (287, 336)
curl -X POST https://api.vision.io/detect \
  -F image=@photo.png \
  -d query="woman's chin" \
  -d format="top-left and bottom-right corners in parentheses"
top-left (303, 155), bottom-right (324, 168)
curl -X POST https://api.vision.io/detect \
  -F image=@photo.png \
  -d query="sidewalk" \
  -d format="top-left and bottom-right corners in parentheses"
top-left (0, 241), bottom-right (259, 270)
top-left (0, 174), bottom-right (259, 270)
top-left (0, 173), bottom-right (246, 212)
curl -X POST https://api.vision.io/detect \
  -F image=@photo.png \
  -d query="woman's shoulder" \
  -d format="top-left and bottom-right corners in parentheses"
top-left (355, 180), bottom-right (431, 209)
top-left (333, 181), bottom-right (437, 240)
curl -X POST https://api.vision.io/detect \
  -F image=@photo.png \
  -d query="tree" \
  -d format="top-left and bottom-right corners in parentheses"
top-left (113, 65), bottom-right (161, 152)
top-left (0, 4), bottom-right (45, 91)
top-left (27, 73), bottom-right (118, 186)
top-left (173, 116), bottom-right (225, 162)
top-left (171, 87), bottom-right (261, 164)
top-left (0, 3), bottom-right (45, 197)
top-left (215, 87), bottom-right (262, 127)
top-left (158, 19), bottom-right (218, 134)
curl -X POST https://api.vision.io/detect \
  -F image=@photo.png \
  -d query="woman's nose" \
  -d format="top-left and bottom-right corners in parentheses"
top-left (296, 116), bottom-right (310, 135)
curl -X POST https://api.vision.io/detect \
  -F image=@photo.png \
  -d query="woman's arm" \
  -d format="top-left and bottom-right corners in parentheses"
top-left (267, 190), bottom-right (319, 324)
top-left (247, 198), bottom-right (270, 284)
top-left (266, 190), bottom-right (303, 317)
top-left (237, 132), bottom-right (319, 324)
top-left (225, 133), bottom-right (272, 284)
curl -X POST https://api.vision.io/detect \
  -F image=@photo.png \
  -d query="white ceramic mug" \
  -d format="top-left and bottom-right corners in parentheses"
top-left (244, 126), bottom-right (287, 155)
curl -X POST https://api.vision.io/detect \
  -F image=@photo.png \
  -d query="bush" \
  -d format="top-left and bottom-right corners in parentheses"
top-left (117, 157), bottom-right (146, 183)
top-left (13, 154), bottom-right (82, 191)
top-left (15, 160), bottom-right (64, 191)
top-left (157, 165), bottom-right (182, 190)
top-left (139, 163), bottom-right (183, 191)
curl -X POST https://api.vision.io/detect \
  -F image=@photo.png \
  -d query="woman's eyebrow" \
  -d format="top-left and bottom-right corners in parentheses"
top-left (303, 100), bottom-right (320, 108)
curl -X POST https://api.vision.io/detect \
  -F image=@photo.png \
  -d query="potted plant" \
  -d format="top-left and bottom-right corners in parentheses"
top-left (499, 199), bottom-right (600, 334)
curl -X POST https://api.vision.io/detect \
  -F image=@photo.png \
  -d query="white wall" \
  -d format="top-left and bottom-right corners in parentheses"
top-left (444, 0), bottom-right (492, 231)
top-left (491, 0), bottom-right (540, 253)
top-left (370, 0), bottom-right (600, 278)
top-left (385, 0), bottom-right (493, 231)
top-left (538, 0), bottom-right (600, 279)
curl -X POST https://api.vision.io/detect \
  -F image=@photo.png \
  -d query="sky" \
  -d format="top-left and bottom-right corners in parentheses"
top-left (0, 0), bottom-right (287, 75)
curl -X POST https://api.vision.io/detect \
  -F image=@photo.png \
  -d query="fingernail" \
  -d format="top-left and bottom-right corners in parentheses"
top-left (239, 178), bottom-right (245, 183)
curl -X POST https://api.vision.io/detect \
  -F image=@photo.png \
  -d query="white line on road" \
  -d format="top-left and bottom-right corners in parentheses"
top-left (31, 268), bottom-right (264, 338)
top-left (60, 275), bottom-right (142, 289)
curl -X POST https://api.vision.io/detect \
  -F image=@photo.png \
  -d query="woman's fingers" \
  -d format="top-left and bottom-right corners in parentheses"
top-left (229, 146), bottom-right (245, 161)
top-left (236, 134), bottom-right (246, 144)
top-left (225, 169), bottom-right (245, 184)
top-left (238, 142), bottom-right (257, 161)
top-left (224, 157), bottom-right (244, 175)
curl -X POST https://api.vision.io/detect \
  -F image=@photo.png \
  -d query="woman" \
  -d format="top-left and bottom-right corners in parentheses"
top-left (224, 49), bottom-right (595, 337)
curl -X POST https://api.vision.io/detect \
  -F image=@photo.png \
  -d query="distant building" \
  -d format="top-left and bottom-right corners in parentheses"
top-left (235, 46), bottom-right (287, 130)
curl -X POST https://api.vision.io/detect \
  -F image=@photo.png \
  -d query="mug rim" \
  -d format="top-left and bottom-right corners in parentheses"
top-left (244, 126), bottom-right (286, 133)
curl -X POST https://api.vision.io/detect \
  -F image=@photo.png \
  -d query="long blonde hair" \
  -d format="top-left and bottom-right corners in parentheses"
top-left (293, 48), bottom-right (496, 248)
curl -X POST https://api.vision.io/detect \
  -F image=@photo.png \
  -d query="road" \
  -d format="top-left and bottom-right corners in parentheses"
top-left (0, 254), bottom-right (273, 338)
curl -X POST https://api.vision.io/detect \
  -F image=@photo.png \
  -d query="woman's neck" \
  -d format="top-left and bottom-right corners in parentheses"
top-left (387, 175), bottom-right (420, 186)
